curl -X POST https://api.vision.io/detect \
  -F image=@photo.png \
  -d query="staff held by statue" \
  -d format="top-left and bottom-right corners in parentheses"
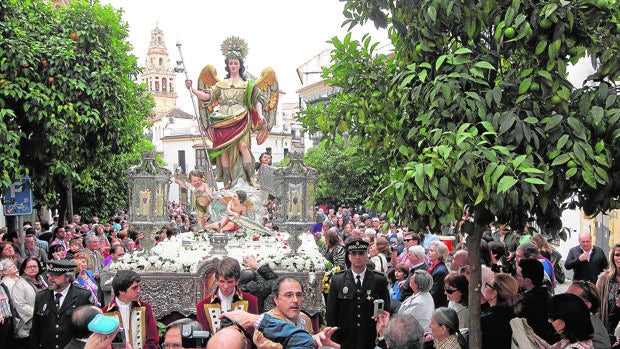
top-left (174, 41), bottom-right (218, 191)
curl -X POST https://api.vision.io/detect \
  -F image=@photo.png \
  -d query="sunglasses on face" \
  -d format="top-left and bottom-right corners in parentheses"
top-left (485, 282), bottom-right (498, 290)
top-left (445, 287), bottom-right (458, 294)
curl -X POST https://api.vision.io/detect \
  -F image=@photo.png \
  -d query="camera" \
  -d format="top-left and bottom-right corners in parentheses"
top-left (373, 299), bottom-right (384, 317)
top-left (181, 324), bottom-right (211, 348)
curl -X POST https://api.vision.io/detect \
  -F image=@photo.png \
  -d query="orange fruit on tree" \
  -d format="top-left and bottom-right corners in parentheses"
top-left (70, 32), bottom-right (78, 39)
top-left (48, 77), bottom-right (55, 83)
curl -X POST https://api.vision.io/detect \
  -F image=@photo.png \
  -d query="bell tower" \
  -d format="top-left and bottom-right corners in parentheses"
top-left (140, 24), bottom-right (177, 115)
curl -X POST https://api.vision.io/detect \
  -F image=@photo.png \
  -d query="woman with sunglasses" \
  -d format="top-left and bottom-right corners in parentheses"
top-left (444, 273), bottom-right (469, 329)
top-left (596, 242), bottom-right (620, 341)
top-left (428, 307), bottom-right (468, 349)
top-left (480, 273), bottom-right (518, 349)
top-left (532, 293), bottom-right (594, 349)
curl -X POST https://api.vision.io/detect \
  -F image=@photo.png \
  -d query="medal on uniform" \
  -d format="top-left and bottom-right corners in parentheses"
top-left (367, 290), bottom-right (373, 301)
top-left (343, 286), bottom-right (349, 294)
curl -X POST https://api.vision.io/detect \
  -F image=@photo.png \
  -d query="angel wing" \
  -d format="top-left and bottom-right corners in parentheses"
top-left (255, 67), bottom-right (279, 130)
top-left (197, 64), bottom-right (220, 114)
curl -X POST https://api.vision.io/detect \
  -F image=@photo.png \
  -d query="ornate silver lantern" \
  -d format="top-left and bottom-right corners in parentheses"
top-left (258, 152), bottom-right (317, 254)
top-left (127, 151), bottom-right (171, 252)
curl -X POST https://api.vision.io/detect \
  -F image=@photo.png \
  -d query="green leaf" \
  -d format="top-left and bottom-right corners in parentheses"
top-left (454, 47), bottom-right (472, 55)
top-left (518, 78), bottom-right (532, 94)
top-left (415, 163), bottom-right (425, 191)
top-left (513, 154), bottom-right (526, 169)
top-left (535, 40), bottom-right (548, 56)
top-left (497, 176), bottom-right (518, 193)
top-left (427, 6), bottom-right (437, 22)
top-left (551, 153), bottom-right (570, 166)
top-left (474, 61), bottom-right (496, 70)
top-left (524, 178), bottom-right (546, 185)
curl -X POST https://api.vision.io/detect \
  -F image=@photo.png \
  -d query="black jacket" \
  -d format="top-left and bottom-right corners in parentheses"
top-left (30, 284), bottom-right (93, 349)
top-left (326, 268), bottom-right (390, 349)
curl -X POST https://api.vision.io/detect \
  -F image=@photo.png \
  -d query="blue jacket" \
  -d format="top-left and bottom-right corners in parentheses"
top-left (259, 314), bottom-right (314, 349)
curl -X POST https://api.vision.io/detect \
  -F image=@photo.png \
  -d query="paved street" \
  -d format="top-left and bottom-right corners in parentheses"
top-left (554, 260), bottom-right (573, 294)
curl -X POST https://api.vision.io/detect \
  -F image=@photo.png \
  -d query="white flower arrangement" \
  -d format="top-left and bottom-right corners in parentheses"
top-left (109, 231), bottom-right (327, 274)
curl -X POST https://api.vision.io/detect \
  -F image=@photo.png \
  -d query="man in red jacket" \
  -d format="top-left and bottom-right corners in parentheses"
top-left (196, 257), bottom-right (258, 335)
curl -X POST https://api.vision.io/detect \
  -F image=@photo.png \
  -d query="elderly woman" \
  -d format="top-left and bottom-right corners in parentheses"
top-left (532, 293), bottom-right (594, 349)
top-left (0, 241), bottom-right (22, 270)
top-left (429, 307), bottom-right (468, 349)
top-left (12, 257), bottom-right (47, 349)
top-left (321, 228), bottom-right (346, 270)
top-left (429, 241), bottom-right (450, 308)
top-left (399, 269), bottom-right (435, 332)
top-left (0, 259), bottom-right (20, 291)
top-left (444, 272), bottom-right (469, 329)
top-left (481, 273), bottom-right (519, 349)
top-left (0, 261), bottom-right (16, 346)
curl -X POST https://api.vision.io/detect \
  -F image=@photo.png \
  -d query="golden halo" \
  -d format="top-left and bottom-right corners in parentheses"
top-left (221, 36), bottom-right (248, 60)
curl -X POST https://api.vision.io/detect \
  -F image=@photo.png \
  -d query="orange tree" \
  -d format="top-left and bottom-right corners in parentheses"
top-left (0, 0), bottom-right (153, 219)
top-left (299, 0), bottom-right (620, 346)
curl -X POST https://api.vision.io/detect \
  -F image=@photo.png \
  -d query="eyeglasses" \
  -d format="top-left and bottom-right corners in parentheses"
top-left (485, 282), bottom-right (498, 290)
top-left (26, 265), bottom-right (39, 269)
top-left (614, 253), bottom-right (620, 257)
top-left (444, 287), bottom-right (458, 294)
top-left (279, 292), bottom-right (303, 300)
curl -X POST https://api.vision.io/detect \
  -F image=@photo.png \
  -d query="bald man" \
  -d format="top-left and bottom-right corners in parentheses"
top-left (207, 326), bottom-right (247, 349)
top-left (449, 250), bottom-right (469, 273)
top-left (565, 233), bottom-right (608, 283)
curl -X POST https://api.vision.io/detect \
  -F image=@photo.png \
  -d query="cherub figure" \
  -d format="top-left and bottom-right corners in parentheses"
top-left (204, 189), bottom-right (250, 233)
top-left (174, 169), bottom-right (212, 230)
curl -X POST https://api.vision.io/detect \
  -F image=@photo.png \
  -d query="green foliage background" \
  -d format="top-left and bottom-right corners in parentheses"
top-left (303, 136), bottom-right (378, 208)
top-left (0, 0), bottom-right (153, 220)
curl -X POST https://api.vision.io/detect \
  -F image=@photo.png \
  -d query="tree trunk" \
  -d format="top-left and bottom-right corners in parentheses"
top-left (467, 223), bottom-right (484, 349)
top-left (54, 175), bottom-right (68, 226)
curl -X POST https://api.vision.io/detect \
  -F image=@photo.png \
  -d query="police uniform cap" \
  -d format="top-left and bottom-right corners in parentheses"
top-left (345, 238), bottom-right (369, 253)
top-left (47, 259), bottom-right (77, 274)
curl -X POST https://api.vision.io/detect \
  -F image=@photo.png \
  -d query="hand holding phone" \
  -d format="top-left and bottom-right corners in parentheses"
top-left (373, 299), bottom-right (384, 318)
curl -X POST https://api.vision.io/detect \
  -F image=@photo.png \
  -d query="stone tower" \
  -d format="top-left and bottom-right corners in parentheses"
top-left (141, 24), bottom-right (177, 115)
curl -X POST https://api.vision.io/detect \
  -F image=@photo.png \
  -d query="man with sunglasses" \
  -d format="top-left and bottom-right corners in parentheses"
top-left (391, 232), bottom-right (420, 269)
top-left (326, 239), bottom-right (390, 349)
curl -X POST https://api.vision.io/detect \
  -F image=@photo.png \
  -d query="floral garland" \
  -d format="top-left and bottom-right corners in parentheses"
top-left (109, 232), bottom-right (327, 274)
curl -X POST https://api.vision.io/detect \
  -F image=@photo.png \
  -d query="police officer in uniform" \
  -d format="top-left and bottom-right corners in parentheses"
top-left (30, 259), bottom-right (94, 349)
top-left (326, 239), bottom-right (390, 349)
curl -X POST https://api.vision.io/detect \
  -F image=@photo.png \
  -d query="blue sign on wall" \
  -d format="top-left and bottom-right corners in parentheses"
top-left (3, 177), bottom-right (33, 216)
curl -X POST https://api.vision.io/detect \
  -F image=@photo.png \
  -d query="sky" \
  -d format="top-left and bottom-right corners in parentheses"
top-left (101, 0), bottom-right (388, 112)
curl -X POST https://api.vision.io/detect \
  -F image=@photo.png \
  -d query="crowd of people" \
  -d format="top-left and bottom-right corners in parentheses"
top-left (1, 207), bottom-right (620, 349)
